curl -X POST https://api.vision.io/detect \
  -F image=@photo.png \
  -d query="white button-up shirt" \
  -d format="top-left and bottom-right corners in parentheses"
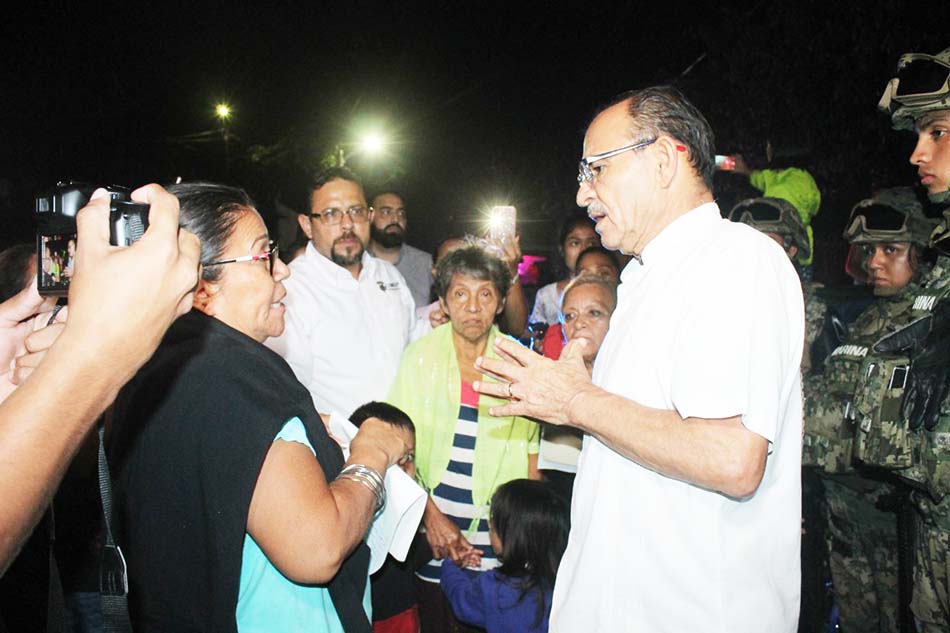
top-left (551, 203), bottom-right (804, 633)
top-left (267, 244), bottom-right (415, 417)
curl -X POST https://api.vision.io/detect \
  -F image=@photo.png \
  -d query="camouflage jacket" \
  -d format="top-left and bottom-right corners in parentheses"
top-left (802, 283), bottom-right (827, 375)
top-left (804, 266), bottom-right (950, 479)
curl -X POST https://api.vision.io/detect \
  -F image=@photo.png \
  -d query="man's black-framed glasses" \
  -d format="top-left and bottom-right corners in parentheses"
top-left (204, 240), bottom-right (279, 275)
top-left (309, 205), bottom-right (369, 225)
top-left (577, 138), bottom-right (657, 185)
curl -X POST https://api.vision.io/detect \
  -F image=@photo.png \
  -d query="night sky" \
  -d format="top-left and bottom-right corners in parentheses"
top-left (1, 1), bottom-right (947, 281)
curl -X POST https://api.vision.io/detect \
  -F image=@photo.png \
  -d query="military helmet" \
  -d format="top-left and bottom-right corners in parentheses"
top-left (879, 47), bottom-right (950, 132)
top-left (843, 187), bottom-right (936, 246)
top-left (729, 196), bottom-right (811, 261)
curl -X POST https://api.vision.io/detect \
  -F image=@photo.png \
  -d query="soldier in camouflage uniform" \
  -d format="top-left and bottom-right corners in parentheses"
top-left (879, 46), bottom-right (950, 632)
top-left (729, 197), bottom-right (827, 373)
top-left (802, 187), bottom-right (939, 633)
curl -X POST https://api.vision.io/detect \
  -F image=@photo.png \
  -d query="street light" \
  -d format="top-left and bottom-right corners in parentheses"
top-left (334, 130), bottom-right (387, 167)
top-left (359, 132), bottom-right (385, 156)
top-left (214, 102), bottom-right (233, 173)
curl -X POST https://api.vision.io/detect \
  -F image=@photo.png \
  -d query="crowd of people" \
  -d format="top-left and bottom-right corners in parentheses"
top-left (0, 45), bottom-right (949, 633)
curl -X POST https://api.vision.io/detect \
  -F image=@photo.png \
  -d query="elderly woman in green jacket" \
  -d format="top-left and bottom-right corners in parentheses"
top-left (387, 239), bottom-right (540, 628)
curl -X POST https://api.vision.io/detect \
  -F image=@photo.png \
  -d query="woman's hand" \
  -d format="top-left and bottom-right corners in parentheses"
top-left (423, 499), bottom-right (477, 565)
top-left (349, 416), bottom-right (415, 470)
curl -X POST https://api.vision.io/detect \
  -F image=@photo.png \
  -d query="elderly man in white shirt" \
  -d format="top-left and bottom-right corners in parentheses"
top-left (267, 168), bottom-right (415, 417)
top-left (475, 86), bottom-right (804, 633)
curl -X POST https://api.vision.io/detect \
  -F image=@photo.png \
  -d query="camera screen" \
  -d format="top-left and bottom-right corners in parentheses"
top-left (37, 232), bottom-right (77, 296)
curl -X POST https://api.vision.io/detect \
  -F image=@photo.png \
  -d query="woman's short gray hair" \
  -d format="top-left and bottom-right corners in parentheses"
top-left (559, 274), bottom-right (618, 313)
top-left (433, 236), bottom-right (511, 301)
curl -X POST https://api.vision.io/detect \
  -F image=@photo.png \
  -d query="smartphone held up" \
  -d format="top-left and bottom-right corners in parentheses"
top-left (489, 205), bottom-right (517, 242)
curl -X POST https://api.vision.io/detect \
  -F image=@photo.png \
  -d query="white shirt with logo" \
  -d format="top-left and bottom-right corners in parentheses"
top-left (267, 244), bottom-right (415, 417)
top-left (551, 203), bottom-right (804, 633)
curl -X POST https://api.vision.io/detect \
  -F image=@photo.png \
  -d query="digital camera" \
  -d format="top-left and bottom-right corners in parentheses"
top-left (35, 183), bottom-right (150, 296)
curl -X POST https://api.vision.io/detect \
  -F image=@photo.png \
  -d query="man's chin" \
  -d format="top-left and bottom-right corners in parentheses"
top-left (331, 246), bottom-right (364, 268)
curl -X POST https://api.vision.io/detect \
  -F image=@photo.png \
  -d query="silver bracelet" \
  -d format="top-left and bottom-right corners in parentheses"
top-left (337, 464), bottom-right (386, 513)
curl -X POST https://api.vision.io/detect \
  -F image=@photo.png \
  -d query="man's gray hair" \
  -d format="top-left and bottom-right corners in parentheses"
top-left (596, 85), bottom-right (716, 190)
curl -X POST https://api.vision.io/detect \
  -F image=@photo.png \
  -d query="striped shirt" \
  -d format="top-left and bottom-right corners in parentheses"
top-left (418, 381), bottom-right (497, 582)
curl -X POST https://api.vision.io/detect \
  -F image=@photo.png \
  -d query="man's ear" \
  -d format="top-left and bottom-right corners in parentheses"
top-left (192, 280), bottom-right (219, 316)
top-left (654, 137), bottom-right (680, 189)
top-left (297, 214), bottom-right (313, 240)
top-left (787, 244), bottom-right (799, 259)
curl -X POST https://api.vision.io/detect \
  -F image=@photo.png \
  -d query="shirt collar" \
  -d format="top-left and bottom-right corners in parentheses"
top-left (620, 202), bottom-right (721, 283)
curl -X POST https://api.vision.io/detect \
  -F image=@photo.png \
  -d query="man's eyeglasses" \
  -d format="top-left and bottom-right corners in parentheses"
top-left (309, 205), bottom-right (369, 225)
top-left (204, 241), bottom-right (279, 275)
top-left (577, 138), bottom-right (657, 185)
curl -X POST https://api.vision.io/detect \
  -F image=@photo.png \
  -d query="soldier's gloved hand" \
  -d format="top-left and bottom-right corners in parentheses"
top-left (892, 302), bottom-right (950, 431)
top-left (902, 351), bottom-right (950, 431)
top-left (873, 315), bottom-right (932, 356)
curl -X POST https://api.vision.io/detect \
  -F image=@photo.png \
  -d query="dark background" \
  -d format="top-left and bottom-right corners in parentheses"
top-left (1, 0), bottom-right (947, 283)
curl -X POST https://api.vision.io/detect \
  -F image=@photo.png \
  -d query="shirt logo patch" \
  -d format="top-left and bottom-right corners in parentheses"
top-left (913, 295), bottom-right (937, 311)
top-left (377, 281), bottom-right (401, 292)
top-left (830, 344), bottom-right (869, 358)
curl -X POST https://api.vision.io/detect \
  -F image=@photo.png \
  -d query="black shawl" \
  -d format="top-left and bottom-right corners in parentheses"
top-left (110, 310), bottom-right (371, 632)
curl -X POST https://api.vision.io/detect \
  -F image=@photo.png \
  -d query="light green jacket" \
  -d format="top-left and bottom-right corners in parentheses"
top-left (386, 323), bottom-right (539, 516)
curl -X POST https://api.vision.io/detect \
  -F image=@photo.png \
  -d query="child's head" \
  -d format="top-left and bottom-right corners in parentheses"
top-left (350, 401), bottom-right (413, 429)
top-left (350, 401), bottom-right (416, 474)
top-left (490, 479), bottom-right (570, 588)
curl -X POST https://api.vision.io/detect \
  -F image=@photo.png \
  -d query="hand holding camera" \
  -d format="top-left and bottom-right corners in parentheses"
top-left (58, 184), bottom-right (200, 385)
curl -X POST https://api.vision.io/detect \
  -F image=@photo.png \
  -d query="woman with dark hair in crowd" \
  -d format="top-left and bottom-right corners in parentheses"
top-left (110, 182), bottom-right (413, 633)
top-left (528, 212), bottom-right (599, 326)
top-left (387, 238), bottom-right (540, 632)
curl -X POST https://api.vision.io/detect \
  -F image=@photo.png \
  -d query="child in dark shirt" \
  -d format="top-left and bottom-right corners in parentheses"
top-left (350, 401), bottom-right (421, 633)
top-left (440, 479), bottom-right (570, 633)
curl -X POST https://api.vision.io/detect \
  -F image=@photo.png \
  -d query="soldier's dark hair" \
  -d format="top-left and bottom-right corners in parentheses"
top-left (597, 85), bottom-right (716, 190)
top-left (168, 182), bottom-right (255, 283)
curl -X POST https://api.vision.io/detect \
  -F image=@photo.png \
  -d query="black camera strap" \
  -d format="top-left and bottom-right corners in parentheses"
top-left (97, 421), bottom-right (133, 633)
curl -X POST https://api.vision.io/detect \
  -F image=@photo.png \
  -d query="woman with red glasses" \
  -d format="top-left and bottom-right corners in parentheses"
top-left (110, 182), bottom-right (413, 633)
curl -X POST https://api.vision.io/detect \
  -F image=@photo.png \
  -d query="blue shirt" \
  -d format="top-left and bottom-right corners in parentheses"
top-left (440, 559), bottom-right (551, 633)
top-left (236, 417), bottom-right (371, 632)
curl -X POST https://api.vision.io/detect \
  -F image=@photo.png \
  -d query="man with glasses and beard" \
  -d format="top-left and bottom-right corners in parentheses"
top-left (267, 168), bottom-right (416, 417)
top-left (368, 191), bottom-right (434, 309)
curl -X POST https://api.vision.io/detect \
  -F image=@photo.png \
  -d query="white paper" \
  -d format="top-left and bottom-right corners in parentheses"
top-left (328, 411), bottom-right (427, 574)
